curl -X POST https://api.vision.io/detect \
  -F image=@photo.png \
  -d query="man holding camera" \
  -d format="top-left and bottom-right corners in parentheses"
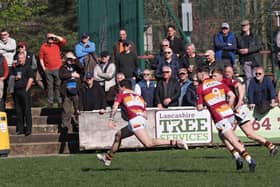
top-left (39, 33), bottom-right (67, 108)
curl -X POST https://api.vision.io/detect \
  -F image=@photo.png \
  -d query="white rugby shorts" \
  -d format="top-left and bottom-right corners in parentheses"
top-left (215, 116), bottom-right (235, 134)
top-left (128, 115), bottom-right (146, 132)
top-left (235, 104), bottom-right (250, 125)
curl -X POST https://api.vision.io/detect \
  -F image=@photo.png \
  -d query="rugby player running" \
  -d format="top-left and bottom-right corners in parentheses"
top-left (196, 67), bottom-right (256, 172)
top-left (211, 66), bottom-right (278, 170)
top-left (97, 79), bottom-right (188, 166)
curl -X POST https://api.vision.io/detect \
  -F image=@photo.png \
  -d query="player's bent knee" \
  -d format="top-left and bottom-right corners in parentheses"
top-left (114, 131), bottom-right (122, 142)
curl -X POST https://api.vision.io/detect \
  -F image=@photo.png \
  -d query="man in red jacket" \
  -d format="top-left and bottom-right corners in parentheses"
top-left (39, 33), bottom-right (66, 107)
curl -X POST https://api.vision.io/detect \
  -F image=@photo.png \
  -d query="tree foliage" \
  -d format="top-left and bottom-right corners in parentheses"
top-left (0, 0), bottom-right (77, 54)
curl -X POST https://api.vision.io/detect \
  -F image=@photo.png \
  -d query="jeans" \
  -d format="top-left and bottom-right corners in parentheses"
top-left (45, 69), bottom-right (62, 104)
top-left (243, 61), bottom-right (256, 90)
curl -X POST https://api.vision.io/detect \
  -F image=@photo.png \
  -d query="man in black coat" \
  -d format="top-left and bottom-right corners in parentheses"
top-left (79, 72), bottom-right (106, 112)
top-left (237, 19), bottom-right (262, 88)
top-left (155, 66), bottom-right (180, 108)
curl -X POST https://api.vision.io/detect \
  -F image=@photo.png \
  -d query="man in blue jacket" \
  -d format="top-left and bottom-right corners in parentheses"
top-left (214, 22), bottom-right (237, 67)
top-left (75, 33), bottom-right (96, 66)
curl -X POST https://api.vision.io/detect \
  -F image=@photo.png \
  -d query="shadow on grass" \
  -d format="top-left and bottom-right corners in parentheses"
top-left (81, 168), bottom-right (122, 172)
top-left (158, 168), bottom-right (209, 173)
top-left (192, 156), bottom-right (228, 159)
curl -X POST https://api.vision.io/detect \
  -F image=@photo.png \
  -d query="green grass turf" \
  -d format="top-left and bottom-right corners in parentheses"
top-left (0, 147), bottom-right (279, 187)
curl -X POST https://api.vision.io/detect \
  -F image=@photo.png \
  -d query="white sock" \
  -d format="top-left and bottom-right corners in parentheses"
top-left (233, 152), bottom-right (241, 160)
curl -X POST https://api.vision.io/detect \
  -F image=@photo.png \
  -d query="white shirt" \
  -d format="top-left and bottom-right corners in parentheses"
top-left (0, 37), bottom-right (17, 67)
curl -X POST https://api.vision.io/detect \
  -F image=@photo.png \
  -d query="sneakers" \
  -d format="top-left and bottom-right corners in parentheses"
top-left (248, 159), bottom-right (256, 172)
top-left (97, 153), bottom-right (111, 166)
top-left (176, 140), bottom-right (189, 150)
top-left (236, 158), bottom-right (243, 170)
top-left (270, 146), bottom-right (278, 157)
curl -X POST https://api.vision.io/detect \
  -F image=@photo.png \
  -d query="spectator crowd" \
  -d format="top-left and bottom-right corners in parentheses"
top-left (0, 19), bottom-right (279, 136)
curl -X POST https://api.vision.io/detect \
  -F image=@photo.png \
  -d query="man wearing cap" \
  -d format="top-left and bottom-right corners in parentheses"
top-left (214, 22), bottom-right (237, 67)
top-left (79, 72), bottom-right (106, 112)
top-left (59, 51), bottom-right (84, 133)
top-left (94, 51), bottom-right (116, 93)
top-left (39, 33), bottom-right (67, 107)
top-left (178, 68), bottom-right (192, 106)
top-left (237, 19), bottom-right (262, 88)
top-left (112, 29), bottom-right (137, 63)
top-left (75, 32), bottom-right (96, 66)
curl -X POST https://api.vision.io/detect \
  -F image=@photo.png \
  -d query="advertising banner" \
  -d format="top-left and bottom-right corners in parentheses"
top-left (155, 108), bottom-right (212, 145)
top-left (212, 107), bottom-right (280, 143)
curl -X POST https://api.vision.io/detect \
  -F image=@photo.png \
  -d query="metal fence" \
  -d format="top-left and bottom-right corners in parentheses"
top-left (143, 0), bottom-right (280, 74)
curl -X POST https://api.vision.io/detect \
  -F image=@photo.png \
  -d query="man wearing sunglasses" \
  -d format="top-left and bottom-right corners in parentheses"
top-left (155, 66), bottom-right (180, 108)
top-left (247, 66), bottom-right (276, 114)
top-left (151, 39), bottom-right (178, 70)
top-left (155, 47), bottom-right (180, 80)
top-left (134, 69), bottom-right (156, 107)
top-left (39, 33), bottom-right (67, 108)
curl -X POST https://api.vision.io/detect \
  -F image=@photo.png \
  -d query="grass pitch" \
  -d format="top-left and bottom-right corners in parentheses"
top-left (0, 146), bottom-right (279, 187)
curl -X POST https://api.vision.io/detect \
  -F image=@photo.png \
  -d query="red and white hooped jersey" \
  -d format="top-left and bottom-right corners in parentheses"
top-left (197, 78), bottom-right (234, 122)
top-left (115, 90), bottom-right (146, 120)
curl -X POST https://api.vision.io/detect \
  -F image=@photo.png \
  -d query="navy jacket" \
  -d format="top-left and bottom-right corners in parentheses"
top-left (214, 31), bottom-right (237, 64)
top-left (247, 76), bottom-right (276, 105)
